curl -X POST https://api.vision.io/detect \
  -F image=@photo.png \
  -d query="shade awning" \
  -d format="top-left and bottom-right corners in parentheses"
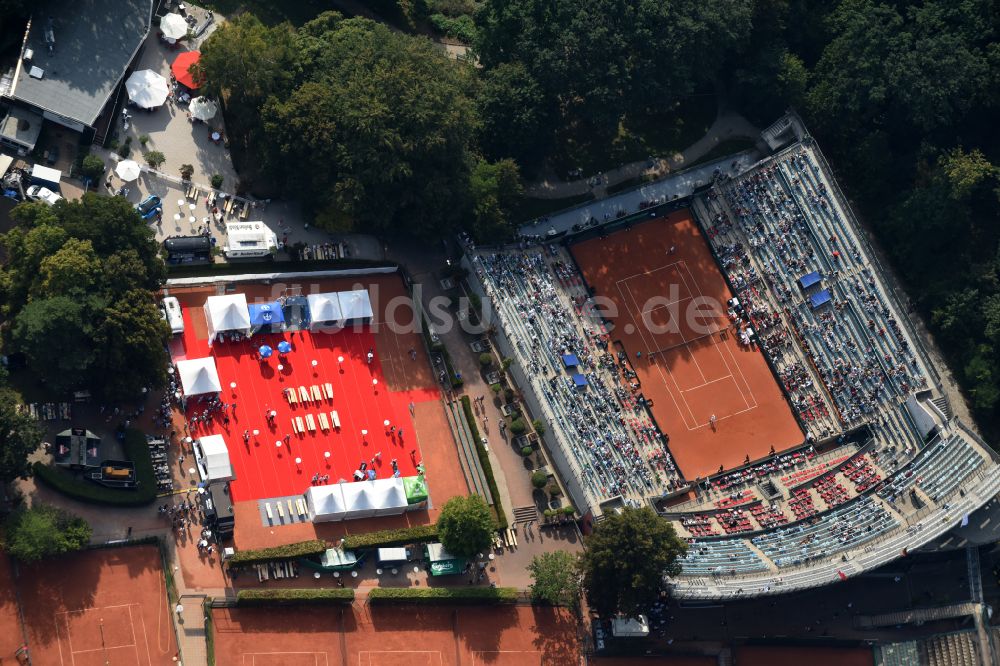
top-left (572, 373), bottom-right (589, 387)
top-left (176, 357), bottom-right (222, 396)
top-left (307, 292), bottom-right (343, 327)
top-left (337, 289), bottom-right (373, 322)
top-left (798, 271), bottom-right (822, 289)
top-left (561, 354), bottom-right (579, 367)
top-left (160, 13), bottom-right (189, 40)
top-left (171, 50), bottom-right (203, 89)
top-left (809, 289), bottom-right (832, 309)
top-left (403, 475), bottom-right (428, 504)
top-left (424, 542), bottom-right (467, 576)
top-left (305, 484), bottom-right (347, 522)
top-left (248, 302), bottom-right (285, 327)
top-left (125, 70), bottom-right (169, 109)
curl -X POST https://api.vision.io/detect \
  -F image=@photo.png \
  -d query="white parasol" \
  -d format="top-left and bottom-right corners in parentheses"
top-left (115, 160), bottom-right (142, 182)
top-left (125, 70), bottom-right (169, 109)
top-left (188, 96), bottom-right (218, 121)
top-left (160, 13), bottom-right (189, 40)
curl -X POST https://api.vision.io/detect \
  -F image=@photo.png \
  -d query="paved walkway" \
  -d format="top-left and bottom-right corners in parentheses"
top-left (525, 110), bottom-right (760, 200)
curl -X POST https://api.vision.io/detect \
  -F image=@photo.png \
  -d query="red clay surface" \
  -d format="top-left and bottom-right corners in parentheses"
top-left (735, 645), bottom-right (874, 666)
top-left (212, 604), bottom-right (579, 665)
top-left (591, 658), bottom-right (715, 666)
top-left (0, 555), bottom-right (26, 661)
top-left (571, 211), bottom-right (803, 478)
top-left (17, 545), bottom-right (176, 666)
top-left (170, 275), bottom-right (440, 502)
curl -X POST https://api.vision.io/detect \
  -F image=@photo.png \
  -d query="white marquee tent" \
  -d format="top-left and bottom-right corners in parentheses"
top-left (337, 289), bottom-right (374, 323)
top-left (370, 478), bottom-right (408, 516)
top-left (304, 484), bottom-right (347, 522)
top-left (176, 357), bottom-right (222, 396)
top-left (204, 293), bottom-right (251, 344)
top-left (341, 482), bottom-right (377, 519)
top-left (307, 292), bottom-right (343, 330)
top-left (196, 434), bottom-right (234, 482)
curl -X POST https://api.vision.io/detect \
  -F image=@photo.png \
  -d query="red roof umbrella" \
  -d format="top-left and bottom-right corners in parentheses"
top-left (172, 50), bottom-right (204, 89)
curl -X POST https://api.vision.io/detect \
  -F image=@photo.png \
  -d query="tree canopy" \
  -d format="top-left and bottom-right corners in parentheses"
top-left (436, 495), bottom-right (495, 558)
top-left (3, 503), bottom-right (92, 562)
top-left (0, 194), bottom-right (168, 401)
top-left (0, 385), bottom-right (43, 484)
top-left (581, 506), bottom-right (686, 618)
top-left (528, 550), bottom-right (581, 608)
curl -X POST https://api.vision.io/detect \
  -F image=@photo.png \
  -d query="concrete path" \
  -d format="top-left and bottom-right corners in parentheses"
top-left (525, 110), bottom-right (759, 200)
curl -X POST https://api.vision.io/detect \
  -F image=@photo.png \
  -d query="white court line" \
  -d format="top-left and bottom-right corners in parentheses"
top-left (614, 261), bottom-right (688, 285)
top-left (58, 604), bottom-right (145, 666)
top-left (358, 650), bottom-right (443, 666)
top-left (616, 279), bottom-right (697, 427)
top-left (243, 652), bottom-right (329, 666)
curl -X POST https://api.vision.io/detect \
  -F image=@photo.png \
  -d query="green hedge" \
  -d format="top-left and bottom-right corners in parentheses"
top-left (342, 524), bottom-right (439, 550)
top-left (460, 396), bottom-right (508, 528)
top-left (367, 587), bottom-right (519, 605)
top-left (228, 539), bottom-right (327, 565)
top-left (236, 588), bottom-right (355, 606)
top-left (31, 428), bottom-right (157, 506)
top-left (203, 598), bottom-right (216, 666)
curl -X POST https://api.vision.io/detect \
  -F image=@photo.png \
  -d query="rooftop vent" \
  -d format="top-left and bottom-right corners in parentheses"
top-left (23, 48), bottom-right (33, 62)
top-left (28, 66), bottom-right (44, 79)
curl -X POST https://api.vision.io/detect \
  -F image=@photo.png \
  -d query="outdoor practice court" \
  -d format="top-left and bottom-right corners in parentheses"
top-left (212, 605), bottom-right (579, 665)
top-left (16, 545), bottom-right (175, 665)
top-left (171, 275), bottom-right (440, 502)
top-left (571, 210), bottom-right (802, 478)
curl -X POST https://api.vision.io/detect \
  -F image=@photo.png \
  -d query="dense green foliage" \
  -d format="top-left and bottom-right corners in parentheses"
top-left (236, 588), bottom-right (355, 605)
top-left (341, 524), bottom-right (439, 549)
top-left (581, 507), bottom-right (686, 618)
top-left (528, 551), bottom-right (581, 607)
top-left (367, 586), bottom-right (519, 604)
top-left (0, 385), bottom-right (43, 483)
top-left (32, 428), bottom-right (158, 506)
top-left (3, 503), bottom-right (92, 562)
top-left (228, 539), bottom-right (328, 565)
top-left (0, 194), bottom-right (168, 402)
top-left (436, 495), bottom-right (495, 558)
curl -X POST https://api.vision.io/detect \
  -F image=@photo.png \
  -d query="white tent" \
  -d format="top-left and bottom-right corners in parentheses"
top-left (196, 434), bottom-right (234, 482)
top-left (307, 292), bottom-right (343, 330)
top-left (176, 357), bottom-right (222, 396)
top-left (204, 293), bottom-right (251, 344)
top-left (304, 484), bottom-right (347, 522)
top-left (337, 289), bottom-right (373, 322)
top-left (341, 482), bottom-right (377, 519)
top-left (370, 478), bottom-right (408, 516)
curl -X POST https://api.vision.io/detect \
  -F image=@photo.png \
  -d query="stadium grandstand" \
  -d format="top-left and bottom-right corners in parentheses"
top-left (462, 113), bottom-right (1000, 599)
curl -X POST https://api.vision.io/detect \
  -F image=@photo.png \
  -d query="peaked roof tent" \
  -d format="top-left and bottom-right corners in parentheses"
top-left (306, 292), bottom-right (343, 328)
top-left (305, 484), bottom-right (347, 522)
top-left (176, 357), bottom-right (222, 396)
top-left (197, 434), bottom-right (234, 482)
top-left (204, 293), bottom-right (251, 344)
top-left (337, 289), bottom-right (373, 322)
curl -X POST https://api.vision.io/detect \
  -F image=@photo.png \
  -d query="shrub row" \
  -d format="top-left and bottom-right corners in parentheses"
top-left (367, 587), bottom-right (519, 605)
top-left (228, 539), bottom-right (327, 565)
top-left (236, 588), bottom-right (355, 606)
top-left (31, 429), bottom-right (158, 506)
top-left (460, 396), bottom-right (509, 528)
top-left (341, 524), bottom-right (439, 550)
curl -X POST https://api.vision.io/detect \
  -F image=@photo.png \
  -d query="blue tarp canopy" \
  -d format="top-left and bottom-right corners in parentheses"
top-left (799, 271), bottom-right (822, 289)
top-left (809, 290), bottom-right (832, 309)
top-left (572, 373), bottom-right (589, 387)
top-left (248, 302), bottom-right (284, 326)
top-left (561, 354), bottom-right (579, 368)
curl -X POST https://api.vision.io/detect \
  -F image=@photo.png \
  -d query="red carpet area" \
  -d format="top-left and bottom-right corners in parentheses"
top-left (175, 305), bottom-right (438, 503)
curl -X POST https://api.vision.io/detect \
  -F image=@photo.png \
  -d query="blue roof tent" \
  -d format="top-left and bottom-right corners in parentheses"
top-left (799, 271), bottom-right (822, 289)
top-left (809, 290), bottom-right (832, 309)
top-left (561, 354), bottom-right (580, 368)
top-left (248, 302), bottom-right (285, 327)
top-left (572, 373), bottom-right (589, 387)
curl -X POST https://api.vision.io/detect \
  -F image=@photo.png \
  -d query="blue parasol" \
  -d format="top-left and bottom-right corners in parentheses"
top-left (259, 345), bottom-right (273, 359)
top-left (277, 340), bottom-right (292, 354)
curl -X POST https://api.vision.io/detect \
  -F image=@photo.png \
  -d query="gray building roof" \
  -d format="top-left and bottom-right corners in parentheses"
top-left (10, 0), bottom-right (152, 128)
top-left (0, 106), bottom-right (43, 149)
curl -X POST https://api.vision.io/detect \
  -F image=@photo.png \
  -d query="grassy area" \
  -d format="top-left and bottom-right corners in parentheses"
top-left (514, 192), bottom-right (595, 225)
top-left (460, 395), bottom-right (508, 528)
top-left (32, 429), bottom-right (158, 506)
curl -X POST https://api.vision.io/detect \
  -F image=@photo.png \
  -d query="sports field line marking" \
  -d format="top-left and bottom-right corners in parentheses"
top-left (471, 650), bottom-right (543, 666)
top-left (616, 278), bottom-right (697, 427)
top-left (614, 261), bottom-right (688, 285)
top-left (716, 329), bottom-right (758, 410)
top-left (243, 652), bottom-right (330, 666)
top-left (57, 603), bottom-right (145, 665)
top-left (676, 374), bottom-right (736, 393)
top-left (358, 650), bottom-right (444, 666)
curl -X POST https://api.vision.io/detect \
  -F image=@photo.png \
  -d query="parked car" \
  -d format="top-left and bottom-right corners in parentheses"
top-left (135, 195), bottom-right (162, 220)
top-left (25, 185), bottom-right (63, 206)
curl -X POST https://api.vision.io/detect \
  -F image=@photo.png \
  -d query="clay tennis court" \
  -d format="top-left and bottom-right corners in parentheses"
top-left (169, 275), bottom-right (441, 502)
top-left (16, 545), bottom-right (176, 665)
top-left (571, 210), bottom-right (802, 478)
top-left (212, 604), bottom-right (579, 665)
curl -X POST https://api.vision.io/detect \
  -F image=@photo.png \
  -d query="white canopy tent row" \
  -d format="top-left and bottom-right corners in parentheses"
top-left (307, 289), bottom-right (374, 330)
top-left (176, 357), bottom-right (222, 396)
top-left (304, 478), bottom-right (409, 522)
top-left (195, 434), bottom-right (234, 483)
top-left (204, 293), bottom-right (251, 345)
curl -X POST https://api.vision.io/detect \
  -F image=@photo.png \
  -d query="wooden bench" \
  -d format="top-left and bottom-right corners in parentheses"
top-left (323, 383), bottom-right (333, 400)
top-left (296, 499), bottom-right (307, 516)
top-left (296, 416), bottom-right (305, 433)
top-left (298, 386), bottom-right (310, 404)
top-left (291, 418), bottom-right (301, 434)
top-left (284, 388), bottom-right (297, 405)
top-left (331, 411), bottom-right (341, 429)
top-left (310, 385), bottom-right (321, 402)
top-left (277, 502), bottom-right (285, 519)
top-left (318, 412), bottom-right (330, 431)
top-left (305, 413), bottom-right (316, 432)
top-left (286, 499), bottom-right (295, 517)
top-left (265, 503), bottom-right (274, 521)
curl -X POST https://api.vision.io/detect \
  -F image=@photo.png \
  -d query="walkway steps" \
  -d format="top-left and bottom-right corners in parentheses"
top-left (443, 399), bottom-right (493, 506)
top-left (512, 506), bottom-right (539, 524)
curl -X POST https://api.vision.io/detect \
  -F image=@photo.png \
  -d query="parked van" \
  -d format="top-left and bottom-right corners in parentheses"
top-left (161, 296), bottom-right (184, 335)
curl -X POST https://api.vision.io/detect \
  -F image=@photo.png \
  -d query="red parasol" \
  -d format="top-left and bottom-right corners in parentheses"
top-left (172, 50), bottom-right (204, 89)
